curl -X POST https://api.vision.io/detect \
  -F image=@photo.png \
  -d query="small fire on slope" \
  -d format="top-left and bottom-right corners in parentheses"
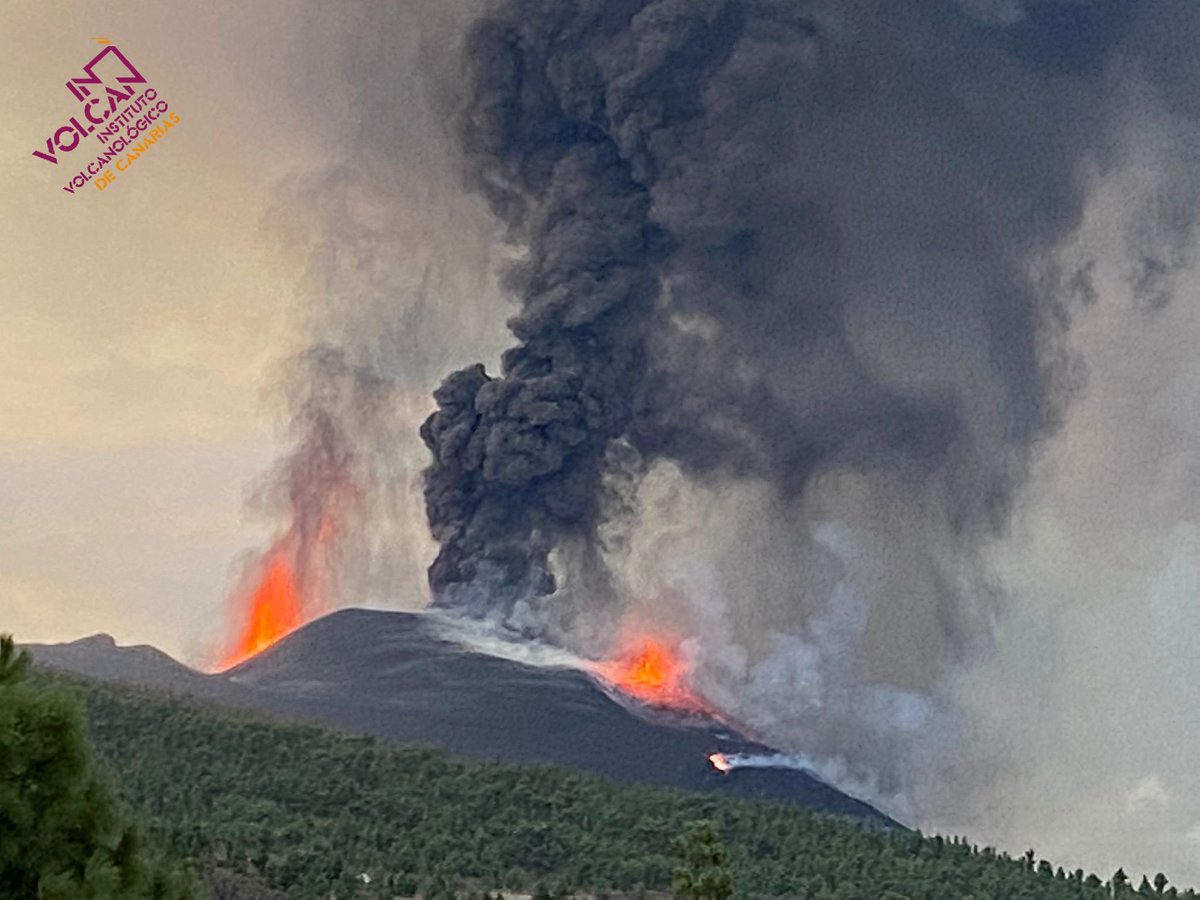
top-left (706, 751), bottom-right (821, 778)
top-left (592, 634), bottom-right (715, 716)
top-left (708, 752), bottom-right (733, 774)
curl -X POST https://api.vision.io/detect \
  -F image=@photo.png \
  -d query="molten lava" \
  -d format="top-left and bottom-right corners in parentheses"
top-left (217, 554), bottom-right (304, 671)
top-left (708, 752), bottom-right (733, 774)
top-left (594, 636), bottom-right (713, 714)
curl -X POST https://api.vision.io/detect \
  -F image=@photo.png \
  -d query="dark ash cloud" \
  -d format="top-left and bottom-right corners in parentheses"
top-left (420, 0), bottom-right (1128, 636)
top-left (416, 0), bottom-right (1200, 811)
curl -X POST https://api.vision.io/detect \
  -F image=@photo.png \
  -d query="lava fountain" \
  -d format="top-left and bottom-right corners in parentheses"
top-left (217, 547), bottom-right (305, 670)
top-left (592, 634), bottom-right (715, 716)
top-left (214, 348), bottom-right (373, 671)
top-left (215, 499), bottom-right (344, 672)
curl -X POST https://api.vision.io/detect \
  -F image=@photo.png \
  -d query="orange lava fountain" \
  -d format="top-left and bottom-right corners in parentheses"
top-left (217, 551), bottom-right (304, 671)
top-left (593, 635), bottom-right (713, 715)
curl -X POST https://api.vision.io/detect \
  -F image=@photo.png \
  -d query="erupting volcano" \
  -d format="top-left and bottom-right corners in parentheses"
top-left (592, 635), bottom-right (714, 716)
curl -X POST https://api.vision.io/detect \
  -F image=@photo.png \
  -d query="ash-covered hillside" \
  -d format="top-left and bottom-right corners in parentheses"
top-left (27, 608), bottom-right (894, 826)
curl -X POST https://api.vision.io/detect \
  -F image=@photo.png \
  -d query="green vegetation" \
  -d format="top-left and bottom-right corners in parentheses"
top-left (16, 663), bottom-right (1195, 899)
top-left (672, 821), bottom-right (732, 900)
top-left (0, 637), bottom-right (199, 899)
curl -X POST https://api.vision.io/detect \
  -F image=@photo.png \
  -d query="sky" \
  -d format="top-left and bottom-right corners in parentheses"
top-left (0, 0), bottom-right (504, 662)
top-left (5, 0), bottom-right (1200, 890)
top-left (1, 3), bottom-right (320, 659)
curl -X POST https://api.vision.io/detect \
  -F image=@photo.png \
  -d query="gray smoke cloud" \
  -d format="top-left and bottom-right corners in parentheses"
top-left (943, 93), bottom-right (1200, 880)
top-left (417, 0), bottom-right (1200, 823)
top-left (218, 0), bottom-right (513, 652)
top-left (241, 345), bottom-right (392, 622)
top-left (423, 2), bottom-right (1101, 637)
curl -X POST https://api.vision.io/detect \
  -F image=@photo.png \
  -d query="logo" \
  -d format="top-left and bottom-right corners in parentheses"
top-left (32, 43), bottom-right (181, 195)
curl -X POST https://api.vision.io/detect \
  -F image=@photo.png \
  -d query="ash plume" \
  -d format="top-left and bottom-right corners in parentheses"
top-left (424, 0), bottom-right (1102, 633)
top-left (421, 0), bottom-right (1200, 806)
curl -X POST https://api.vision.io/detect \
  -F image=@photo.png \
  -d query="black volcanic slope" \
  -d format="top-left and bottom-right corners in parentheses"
top-left (26, 609), bottom-right (895, 826)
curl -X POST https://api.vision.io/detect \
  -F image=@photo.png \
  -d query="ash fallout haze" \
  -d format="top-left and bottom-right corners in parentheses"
top-left (6, 0), bottom-right (1200, 889)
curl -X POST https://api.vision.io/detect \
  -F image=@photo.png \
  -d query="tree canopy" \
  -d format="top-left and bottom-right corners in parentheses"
top-left (0, 636), bottom-right (199, 899)
top-left (672, 821), bottom-right (732, 900)
top-left (36, 666), bottom-right (1195, 900)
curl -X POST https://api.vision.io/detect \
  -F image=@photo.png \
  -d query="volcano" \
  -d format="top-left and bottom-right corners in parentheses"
top-left (25, 609), bottom-right (896, 827)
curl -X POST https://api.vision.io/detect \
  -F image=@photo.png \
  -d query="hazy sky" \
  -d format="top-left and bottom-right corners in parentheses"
top-left (0, 1), bottom-right (500, 662)
top-left (1, 3), bottom-right (328, 658)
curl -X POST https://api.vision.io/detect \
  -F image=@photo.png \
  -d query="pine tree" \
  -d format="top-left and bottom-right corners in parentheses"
top-left (0, 635), bottom-right (198, 899)
top-left (671, 820), bottom-right (733, 900)
top-left (1114, 869), bottom-right (1131, 893)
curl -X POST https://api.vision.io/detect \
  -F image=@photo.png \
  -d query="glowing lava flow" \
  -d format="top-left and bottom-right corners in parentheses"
top-left (217, 552), bottom-right (304, 670)
top-left (593, 636), bottom-right (713, 715)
